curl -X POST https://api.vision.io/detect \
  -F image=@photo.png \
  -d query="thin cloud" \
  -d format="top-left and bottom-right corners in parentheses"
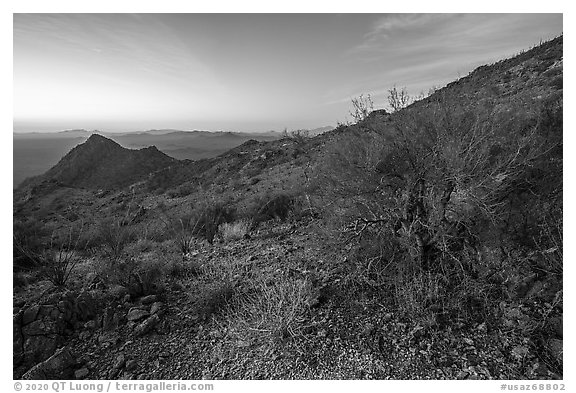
top-left (351, 14), bottom-right (456, 54)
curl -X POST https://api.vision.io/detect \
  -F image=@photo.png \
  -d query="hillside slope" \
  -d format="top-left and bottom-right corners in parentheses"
top-left (13, 37), bottom-right (562, 380)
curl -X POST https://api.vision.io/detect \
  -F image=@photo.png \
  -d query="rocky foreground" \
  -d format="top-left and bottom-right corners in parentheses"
top-left (14, 220), bottom-right (563, 380)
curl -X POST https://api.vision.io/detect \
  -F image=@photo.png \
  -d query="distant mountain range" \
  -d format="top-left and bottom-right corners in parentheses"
top-left (13, 127), bottom-right (334, 188)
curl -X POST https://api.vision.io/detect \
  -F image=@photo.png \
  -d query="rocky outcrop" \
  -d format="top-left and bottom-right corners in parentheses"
top-left (14, 289), bottom-right (167, 379)
top-left (14, 290), bottom-right (101, 378)
top-left (21, 347), bottom-right (77, 380)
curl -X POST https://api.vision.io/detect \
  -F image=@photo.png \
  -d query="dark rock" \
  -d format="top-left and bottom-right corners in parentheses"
top-left (22, 305), bottom-right (40, 325)
top-left (22, 347), bottom-right (77, 380)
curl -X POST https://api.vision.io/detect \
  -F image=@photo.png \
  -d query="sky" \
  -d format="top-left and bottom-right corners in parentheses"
top-left (13, 13), bottom-right (563, 133)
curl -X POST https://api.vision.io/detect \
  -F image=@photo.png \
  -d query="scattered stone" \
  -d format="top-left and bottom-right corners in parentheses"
top-left (140, 295), bottom-right (158, 305)
top-left (411, 325), bottom-right (425, 339)
top-left (236, 340), bottom-right (251, 348)
top-left (84, 320), bottom-right (97, 330)
top-left (150, 302), bottom-right (164, 315)
top-left (534, 362), bottom-right (549, 377)
top-left (463, 338), bottom-right (475, 346)
top-left (456, 370), bottom-right (469, 380)
top-left (74, 367), bottom-right (89, 379)
top-left (477, 322), bottom-right (487, 333)
top-left (127, 308), bottom-right (150, 322)
top-left (133, 315), bottom-right (160, 337)
top-left (113, 354), bottom-right (126, 371)
top-left (362, 323), bottom-right (375, 337)
top-left (511, 345), bottom-right (529, 359)
top-left (202, 372), bottom-right (212, 380)
top-left (383, 313), bottom-right (393, 322)
top-left (79, 331), bottom-right (91, 341)
top-left (126, 360), bottom-right (138, 371)
top-left (109, 285), bottom-right (129, 300)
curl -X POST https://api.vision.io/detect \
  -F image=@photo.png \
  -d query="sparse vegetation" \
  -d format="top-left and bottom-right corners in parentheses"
top-left (224, 278), bottom-right (311, 344)
top-left (97, 217), bottom-right (137, 263)
top-left (349, 94), bottom-right (374, 123)
top-left (247, 193), bottom-right (295, 229)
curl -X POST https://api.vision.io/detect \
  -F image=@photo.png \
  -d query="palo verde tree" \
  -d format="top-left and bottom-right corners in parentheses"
top-left (320, 87), bottom-right (562, 276)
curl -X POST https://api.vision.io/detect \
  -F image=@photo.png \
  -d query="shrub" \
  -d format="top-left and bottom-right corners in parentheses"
top-left (164, 202), bottom-right (235, 250)
top-left (13, 218), bottom-right (47, 270)
top-left (350, 94), bottom-right (374, 123)
top-left (96, 217), bottom-right (137, 263)
top-left (14, 223), bottom-right (86, 287)
top-left (40, 248), bottom-right (80, 287)
top-left (98, 254), bottom-right (165, 296)
top-left (247, 193), bottom-right (294, 229)
top-left (163, 212), bottom-right (198, 255)
top-left (318, 84), bottom-right (562, 326)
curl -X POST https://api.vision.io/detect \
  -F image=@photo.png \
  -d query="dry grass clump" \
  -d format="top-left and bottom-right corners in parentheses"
top-left (222, 278), bottom-right (311, 344)
top-left (219, 219), bottom-right (251, 242)
top-left (190, 281), bottom-right (235, 321)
